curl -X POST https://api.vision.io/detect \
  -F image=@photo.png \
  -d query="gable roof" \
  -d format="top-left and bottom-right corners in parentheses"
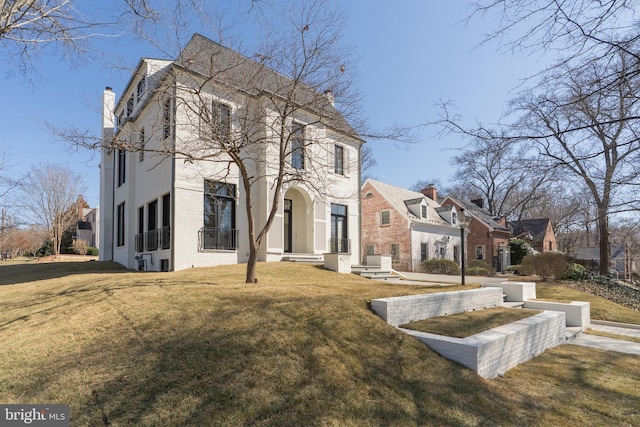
top-left (364, 179), bottom-right (451, 226)
top-left (576, 246), bottom-right (625, 261)
top-left (174, 33), bottom-right (363, 141)
top-left (510, 219), bottom-right (553, 243)
top-left (443, 196), bottom-right (510, 233)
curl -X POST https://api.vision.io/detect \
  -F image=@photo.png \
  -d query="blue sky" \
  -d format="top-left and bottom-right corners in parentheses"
top-left (0, 1), bottom-right (543, 211)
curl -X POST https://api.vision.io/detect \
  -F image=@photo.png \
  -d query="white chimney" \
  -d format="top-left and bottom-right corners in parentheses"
top-left (102, 87), bottom-right (115, 142)
top-left (324, 89), bottom-right (334, 106)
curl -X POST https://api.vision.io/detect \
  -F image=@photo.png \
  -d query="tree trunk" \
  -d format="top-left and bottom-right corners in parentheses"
top-left (597, 210), bottom-right (609, 276)
top-left (245, 243), bottom-right (258, 283)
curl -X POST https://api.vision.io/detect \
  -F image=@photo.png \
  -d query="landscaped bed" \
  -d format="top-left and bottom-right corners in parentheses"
top-left (400, 307), bottom-right (543, 338)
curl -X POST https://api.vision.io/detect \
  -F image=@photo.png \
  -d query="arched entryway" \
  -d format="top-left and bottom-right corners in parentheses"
top-left (283, 187), bottom-right (313, 254)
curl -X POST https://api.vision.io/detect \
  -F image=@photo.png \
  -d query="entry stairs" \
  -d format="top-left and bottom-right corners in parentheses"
top-left (351, 264), bottom-right (398, 281)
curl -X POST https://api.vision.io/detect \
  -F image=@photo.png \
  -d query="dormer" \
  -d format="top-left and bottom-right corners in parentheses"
top-left (405, 197), bottom-right (428, 219)
top-left (435, 205), bottom-right (457, 225)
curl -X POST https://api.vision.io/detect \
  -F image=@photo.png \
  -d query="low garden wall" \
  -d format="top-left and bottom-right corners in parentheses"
top-left (400, 310), bottom-right (567, 379)
top-left (523, 301), bottom-right (590, 328)
top-left (481, 281), bottom-right (537, 302)
top-left (370, 288), bottom-right (503, 327)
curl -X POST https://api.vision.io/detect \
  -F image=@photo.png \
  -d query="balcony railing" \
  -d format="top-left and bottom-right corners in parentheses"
top-left (199, 227), bottom-right (239, 251)
top-left (135, 226), bottom-right (171, 252)
top-left (329, 237), bottom-right (351, 253)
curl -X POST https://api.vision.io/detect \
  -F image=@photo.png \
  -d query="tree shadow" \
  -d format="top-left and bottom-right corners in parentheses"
top-left (0, 261), bottom-right (130, 286)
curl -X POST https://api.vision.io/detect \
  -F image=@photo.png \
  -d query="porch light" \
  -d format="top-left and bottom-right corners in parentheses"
top-left (459, 208), bottom-right (472, 286)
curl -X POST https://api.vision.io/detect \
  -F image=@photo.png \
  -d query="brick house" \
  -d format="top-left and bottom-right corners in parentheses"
top-left (510, 218), bottom-right (557, 253)
top-left (441, 196), bottom-right (512, 272)
top-left (361, 179), bottom-right (462, 271)
top-left (99, 34), bottom-right (363, 271)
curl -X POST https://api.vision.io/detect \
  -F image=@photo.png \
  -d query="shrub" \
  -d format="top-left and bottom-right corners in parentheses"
top-left (421, 259), bottom-right (460, 275)
top-left (466, 260), bottom-right (496, 277)
top-left (510, 239), bottom-right (533, 265)
top-left (505, 265), bottom-right (521, 275)
top-left (72, 239), bottom-right (90, 255)
top-left (465, 267), bottom-right (490, 276)
top-left (520, 252), bottom-right (569, 281)
top-left (563, 263), bottom-right (588, 281)
top-left (87, 247), bottom-right (99, 256)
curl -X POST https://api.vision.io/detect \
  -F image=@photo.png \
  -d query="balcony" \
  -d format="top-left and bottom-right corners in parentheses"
top-left (135, 226), bottom-right (171, 252)
top-left (199, 227), bottom-right (239, 251)
top-left (329, 237), bottom-right (351, 253)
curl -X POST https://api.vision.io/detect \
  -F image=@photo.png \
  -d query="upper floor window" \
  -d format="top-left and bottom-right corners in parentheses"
top-left (334, 145), bottom-right (344, 175)
top-left (126, 95), bottom-right (134, 117)
top-left (117, 149), bottom-right (126, 187)
top-left (211, 101), bottom-right (231, 141)
top-left (117, 111), bottom-right (125, 130)
top-left (381, 210), bottom-right (390, 226)
top-left (291, 122), bottom-right (305, 170)
top-left (163, 99), bottom-right (173, 140)
top-left (421, 205), bottom-right (427, 219)
top-left (136, 75), bottom-right (146, 101)
top-left (138, 128), bottom-right (145, 163)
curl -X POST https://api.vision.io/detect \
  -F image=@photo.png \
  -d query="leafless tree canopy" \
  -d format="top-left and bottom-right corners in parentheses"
top-left (20, 163), bottom-right (85, 255)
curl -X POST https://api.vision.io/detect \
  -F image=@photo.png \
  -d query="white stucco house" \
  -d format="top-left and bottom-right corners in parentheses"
top-left (99, 34), bottom-right (363, 271)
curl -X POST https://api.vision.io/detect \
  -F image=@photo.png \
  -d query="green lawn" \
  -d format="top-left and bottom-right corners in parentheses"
top-left (1, 261), bottom-right (639, 426)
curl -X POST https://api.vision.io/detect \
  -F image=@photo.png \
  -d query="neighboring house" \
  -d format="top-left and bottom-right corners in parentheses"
top-left (510, 218), bottom-right (557, 254)
top-left (99, 34), bottom-right (362, 271)
top-left (361, 179), bottom-right (462, 272)
top-left (74, 196), bottom-right (100, 249)
top-left (575, 246), bottom-right (632, 277)
top-left (441, 196), bottom-right (512, 272)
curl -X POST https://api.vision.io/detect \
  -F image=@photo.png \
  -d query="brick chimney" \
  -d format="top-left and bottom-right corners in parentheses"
top-left (421, 185), bottom-right (437, 201)
top-left (471, 197), bottom-right (484, 209)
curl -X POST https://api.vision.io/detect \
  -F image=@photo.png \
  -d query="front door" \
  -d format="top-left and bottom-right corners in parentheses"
top-left (284, 199), bottom-right (292, 253)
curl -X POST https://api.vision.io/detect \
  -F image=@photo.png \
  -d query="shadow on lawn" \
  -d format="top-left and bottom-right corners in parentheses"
top-left (0, 261), bottom-right (130, 286)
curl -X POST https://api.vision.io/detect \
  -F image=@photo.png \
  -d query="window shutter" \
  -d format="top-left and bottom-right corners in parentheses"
top-left (345, 147), bottom-right (351, 177)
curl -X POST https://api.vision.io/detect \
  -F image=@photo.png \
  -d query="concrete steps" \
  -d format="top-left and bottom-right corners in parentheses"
top-left (282, 253), bottom-right (324, 264)
top-left (351, 265), bottom-right (397, 281)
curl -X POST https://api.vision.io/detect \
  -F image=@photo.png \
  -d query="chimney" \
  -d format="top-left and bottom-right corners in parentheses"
top-left (102, 86), bottom-right (115, 143)
top-left (324, 89), bottom-right (334, 106)
top-left (421, 184), bottom-right (437, 201)
top-left (471, 198), bottom-right (484, 209)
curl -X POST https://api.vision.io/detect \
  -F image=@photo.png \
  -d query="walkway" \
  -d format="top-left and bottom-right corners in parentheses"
top-left (569, 321), bottom-right (640, 355)
top-left (393, 271), bottom-right (507, 286)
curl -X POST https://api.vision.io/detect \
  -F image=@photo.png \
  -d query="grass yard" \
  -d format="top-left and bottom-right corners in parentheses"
top-left (400, 307), bottom-right (543, 338)
top-left (1, 261), bottom-right (640, 426)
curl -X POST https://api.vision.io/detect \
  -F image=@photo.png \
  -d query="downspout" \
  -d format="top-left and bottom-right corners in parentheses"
top-left (358, 142), bottom-right (363, 265)
top-left (111, 150), bottom-right (116, 261)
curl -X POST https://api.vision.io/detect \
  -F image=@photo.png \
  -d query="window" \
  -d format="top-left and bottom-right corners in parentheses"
top-left (291, 122), bottom-right (305, 170)
top-left (161, 193), bottom-right (171, 249)
top-left (421, 205), bottom-right (427, 219)
top-left (366, 244), bottom-right (375, 256)
top-left (420, 243), bottom-right (428, 262)
top-left (330, 204), bottom-right (348, 253)
top-left (548, 241), bottom-right (552, 251)
top-left (202, 180), bottom-right (238, 250)
top-left (136, 75), bottom-right (146, 101)
top-left (439, 246), bottom-right (446, 259)
top-left (452, 212), bottom-right (458, 225)
top-left (138, 127), bottom-right (145, 162)
top-left (118, 111), bottom-right (125, 130)
top-left (391, 243), bottom-right (400, 261)
top-left (136, 206), bottom-right (144, 252)
top-left (334, 145), bottom-right (344, 175)
top-left (163, 99), bottom-right (173, 140)
top-left (381, 210), bottom-right (390, 226)
top-left (147, 200), bottom-right (158, 251)
top-left (116, 202), bottom-right (125, 247)
top-left (117, 149), bottom-right (126, 187)
top-left (475, 245), bottom-right (485, 260)
top-left (211, 101), bottom-right (231, 141)
top-left (126, 95), bottom-right (134, 117)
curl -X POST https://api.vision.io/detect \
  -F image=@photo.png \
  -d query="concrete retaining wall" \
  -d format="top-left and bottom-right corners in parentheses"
top-left (482, 281), bottom-right (536, 301)
top-left (401, 311), bottom-right (566, 379)
top-left (523, 301), bottom-right (590, 328)
top-left (370, 287), bottom-right (503, 327)
top-left (323, 253), bottom-right (352, 273)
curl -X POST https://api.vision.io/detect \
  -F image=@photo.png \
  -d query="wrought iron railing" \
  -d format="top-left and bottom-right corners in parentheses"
top-left (199, 227), bottom-right (239, 251)
top-left (329, 237), bottom-right (351, 253)
top-left (135, 226), bottom-right (171, 252)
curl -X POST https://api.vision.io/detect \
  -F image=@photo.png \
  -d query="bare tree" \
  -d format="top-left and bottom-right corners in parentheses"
top-left (21, 163), bottom-right (85, 255)
top-left (509, 50), bottom-right (640, 274)
top-left (450, 135), bottom-right (552, 217)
